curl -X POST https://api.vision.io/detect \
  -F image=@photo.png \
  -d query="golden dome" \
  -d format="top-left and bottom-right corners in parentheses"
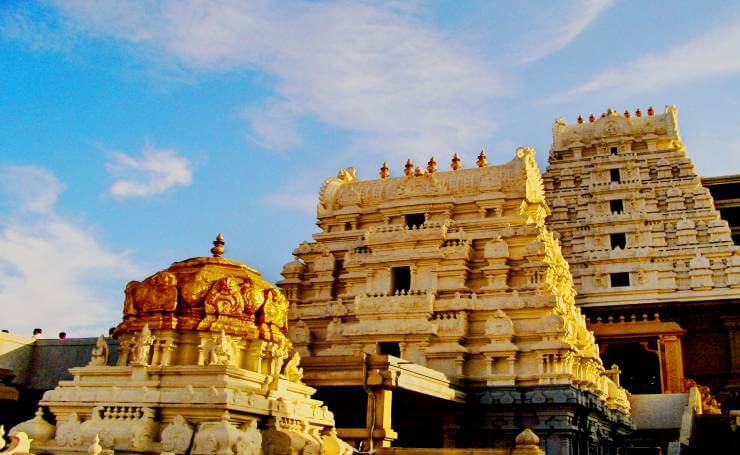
top-left (116, 234), bottom-right (288, 342)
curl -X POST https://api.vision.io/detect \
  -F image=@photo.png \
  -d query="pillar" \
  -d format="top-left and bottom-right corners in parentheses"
top-left (722, 315), bottom-right (740, 390)
top-left (365, 388), bottom-right (396, 448)
top-left (660, 335), bottom-right (685, 393)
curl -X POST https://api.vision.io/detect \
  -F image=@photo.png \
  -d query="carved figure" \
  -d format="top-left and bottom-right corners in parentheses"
top-left (282, 352), bottom-right (303, 383)
top-left (236, 421), bottom-right (262, 455)
top-left (140, 272), bottom-right (178, 313)
top-left (130, 325), bottom-right (155, 365)
top-left (180, 271), bottom-right (213, 308)
top-left (205, 277), bottom-right (245, 316)
top-left (122, 280), bottom-right (141, 318)
top-left (289, 320), bottom-right (311, 344)
top-left (88, 335), bottom-right (109, 367)
top-left (326, 317), bottom-right (343, 341)
top-left (258, 288), bottom-right (288, 341)
top-left (238, 276), bottom-right (260, 316)
top-left (207, 330), bottom-right (233, 366)
top-left (161, 415), bottom-right (194, 454)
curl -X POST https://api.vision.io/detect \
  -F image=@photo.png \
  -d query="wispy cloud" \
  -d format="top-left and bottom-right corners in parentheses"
top-left (0, 164), bottom-right (139, 336)
top-left (260, 192), bottom-right (316, 215)
top-left (0, 165), bottom-right (63, 213)
top-left (516, 0), bottom-right (615, 65)
top-left (44, 0), bottom-right (506, 161)
top-left (549, 17), bottom-right (740, 101)
top-left (106, 144), bottom-right (194, 198)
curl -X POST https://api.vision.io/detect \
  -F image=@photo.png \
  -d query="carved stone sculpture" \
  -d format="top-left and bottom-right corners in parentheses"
top-left (160, 415), bottom-right (193, 454)
top-left (88, 335), bottom-right (109, 367)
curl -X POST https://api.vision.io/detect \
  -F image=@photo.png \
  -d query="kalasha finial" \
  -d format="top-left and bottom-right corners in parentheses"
top-left (451, 153), bottom-right (461, 170)
top-left (404, 159), bottom-right (414, 176)
top-left (635, 108), bottom-right (642, 117)
top-left (647, 106), bottom-right (654, 116)
top-left (577, 115), bottom-right (584, 124)
top-left (624, 109), bottom-right (631, 118)
top-left (211, 232), bottom-right (225, 258)
top-left (379, 162), bottom-right (390, 179)
top-left (427, 157), bottom-right (437, 173)
top-left (588, 114), bottom-right (595, 123)
top-left (477, 149), bottom-right (487, 167)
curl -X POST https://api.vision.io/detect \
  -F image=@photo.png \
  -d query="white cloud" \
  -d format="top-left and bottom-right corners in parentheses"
top-left (48, 0), bottom-right (506, 161)
top-left (516, 0), bottom-right (615, 65)
top-left (0, 165), bottom-right (63, 213)
top-left (260, 192), bottom-right (316, 215)
top-left (550, 17), bottom-right (740, 101)
top-left (106, 144), bottom-right (194, 198)
top-left (0, 165), bottom-right (139, 337)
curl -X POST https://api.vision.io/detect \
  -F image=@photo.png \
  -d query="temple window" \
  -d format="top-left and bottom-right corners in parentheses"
top-left (610, 272), bottom-right (630, 287)
top-left (610, 146), bottom-right (619, 155)
top-left (610, 168), bottom-right (621, 182)
top-left (391, 266), bottom-right (411, 292)
top-left (610, 199), bottom-right (624, 214)
top-left (610, 233), bottom-right (627, 249)
top-left (405, 213), bottom-right (425, 229)
top-left (379, 342), bottom-right (401, 357)
top-left (600, 341), bottom-right (661, 394)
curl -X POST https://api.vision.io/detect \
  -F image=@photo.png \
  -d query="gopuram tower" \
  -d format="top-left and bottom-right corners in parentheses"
top-left (11, 235), bottom-right (352, 455)
top-left (278, 148), bottom-right (632, 455)
top-left (543, 106), bottom-right (740, 397)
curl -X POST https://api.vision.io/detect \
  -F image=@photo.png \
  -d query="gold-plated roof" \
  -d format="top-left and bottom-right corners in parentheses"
top-left (116, 234), bottom-right (288, 341)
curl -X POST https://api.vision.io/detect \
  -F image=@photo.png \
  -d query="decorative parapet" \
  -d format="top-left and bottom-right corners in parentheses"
top-left (552, 105), bottom-right (681, 152)
top-left (353, 290), bottom-right (434, 317)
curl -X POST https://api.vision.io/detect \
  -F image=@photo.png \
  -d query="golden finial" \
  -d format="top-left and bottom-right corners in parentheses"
top-left (624, 109), bottom-right (630, 118)
top-left (404, 159), bottom-right (414, 176)
top-left (427, 157), bottom-right (437, 173)
top-left (647, 106), bottom-right (654, 116)
top-left (635, 108), bottom-right (642, 117)
top-left (477, 149), bottom-right (487, 167)
top-left (451, 153), bottom-right (461, 170)
top-left (379, 162), bottom-right (390, 179)
top-left (577, 115), bottom-right (583, 124)
top-left (211, 232), bottom-right (225, 258)
top-left (588, 114), bottom-right (595, 123)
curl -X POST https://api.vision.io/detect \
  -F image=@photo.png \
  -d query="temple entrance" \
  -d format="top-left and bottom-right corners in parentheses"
top-left (601, 341), bottom-right (661, 394)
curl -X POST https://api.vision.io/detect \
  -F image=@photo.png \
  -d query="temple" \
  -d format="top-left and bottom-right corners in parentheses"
top-left (8, 235), bottom-right (353, 455)
top-left (278, 148), bottom-right (632, 454)
top-left (543, 106), bottom-right (740, 401)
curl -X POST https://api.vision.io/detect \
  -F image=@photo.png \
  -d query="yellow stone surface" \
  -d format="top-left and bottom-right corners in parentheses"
top-left (279, 148), bottom-right (630, 416)
top-left (12, 237), bottom-right (352, 455)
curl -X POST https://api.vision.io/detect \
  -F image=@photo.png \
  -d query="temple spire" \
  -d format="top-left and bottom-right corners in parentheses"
top-left (211, 232), bottom-right (225, 257)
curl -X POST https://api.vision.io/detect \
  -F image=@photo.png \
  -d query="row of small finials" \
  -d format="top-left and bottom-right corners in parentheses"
top-left (577, 106), bottom-right (655, 124)
top-left (379, 150), bottom-right (488, 179)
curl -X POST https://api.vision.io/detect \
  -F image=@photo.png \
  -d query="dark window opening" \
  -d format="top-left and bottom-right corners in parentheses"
top-left (331, 260), bottom-right (345, 299)
top-left (610, 272), bottom-right (630, 287)
top-left (311, 386), bottom-right (367, 428)
top-left (379, 342), bottom-right (401, 357)
top-left (610, 168), bottom-right (621, 182)
top-left (610, 233), bottom-right (627, 249)
top-left (392, 266), bottom-right (411, 292)
top-left (671, 166), bottom-right (680, 178)
top-left (600, 341), bottom-right (661, 394)
top-left (610, 146), bottom-right (619, 155)
top-left (610, 199), bottom-right (624, 214)
top-left (405, 213), bottom-right (425, 229)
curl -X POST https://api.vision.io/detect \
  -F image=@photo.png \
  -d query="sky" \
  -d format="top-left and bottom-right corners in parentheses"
top-left (2, 0), bottom-right (740, 337)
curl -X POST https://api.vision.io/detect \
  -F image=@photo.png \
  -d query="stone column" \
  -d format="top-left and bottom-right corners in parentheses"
top-left (365, 388), bottom-right (395, 448)
top-left (722, 315), bottom-right (740, 390)
top-left (660, 335), bottom-right (685, 393)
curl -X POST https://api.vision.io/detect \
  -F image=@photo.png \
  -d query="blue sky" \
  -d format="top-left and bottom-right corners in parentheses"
top-left (1, 0), bottom-right (740, 337)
